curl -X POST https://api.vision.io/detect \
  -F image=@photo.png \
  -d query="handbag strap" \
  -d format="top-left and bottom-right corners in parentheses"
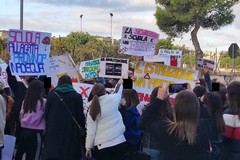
top-left (54, 91), bottom-right (82, 130)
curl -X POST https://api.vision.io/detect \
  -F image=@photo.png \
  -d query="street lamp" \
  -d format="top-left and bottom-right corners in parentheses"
top-left (80, 14), bottom-right (83, 32)
top-left (110, 13), bottom-right (113, 45)
top-left (20, 0), bottom-right (23, 29)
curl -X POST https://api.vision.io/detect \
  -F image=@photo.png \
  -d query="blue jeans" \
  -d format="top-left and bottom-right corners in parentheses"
top-left (142, 147), bottom-right (161, 160)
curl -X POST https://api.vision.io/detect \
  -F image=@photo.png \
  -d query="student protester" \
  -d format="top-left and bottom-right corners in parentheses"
top-left (221, 81), bottom-right (240, 160)
top-left (0, 95), bottom-right (6, 160)
top-left (85, 79), bottom-right (126, 160)
top-left (119, 89), bottom-right (142, 160)
top-left (202, 92), bottom-right (225, 160)
top-left (0, 82), bottom-right (15, 135)
top-left (141, 87), bottom-right (213, 160)
top-left (15, 80), bottom-right (46, 160)
top-left (138, 86), bottom-right (173, 160)
top-left (43, 75), bottom-right (85, 160)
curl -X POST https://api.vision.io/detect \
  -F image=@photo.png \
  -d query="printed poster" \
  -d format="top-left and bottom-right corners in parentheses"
top-left (8, 29), bottom-right (51, 76)
top-left (48, 54), bottom-right (81, 87)
top-left (98, 57), bottom-right (129, 79)
top-left (133, 62), bottom-right (198, 104)
top-left (197, 58), bottom-right (215, 71)
top-left (158, 49), bottom-right (182, 67)
top-left (79, 59), bottom-right (100, 79)
top-left (120, 26), bottom-right (159, 56)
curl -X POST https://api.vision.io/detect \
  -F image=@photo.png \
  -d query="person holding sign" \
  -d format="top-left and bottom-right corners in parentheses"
top-left (85, 78), bottom-right (126, 160)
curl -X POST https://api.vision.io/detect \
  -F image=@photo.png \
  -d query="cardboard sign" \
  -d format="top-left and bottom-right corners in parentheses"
top-left (120, 26), bottom-right (159, 56)
top-left (8, 29), bottom-right (51, 76)
top-left (133, 62), bottom-right (198, 104)
top-left (98, 57), bottom-right (129, 79)
top-left (197, 58), bottom-right (215, 71)
top-left (79, 59), bottom-right (100, 79)
top-left (73, 83), bottom-right (93, 109)
top-left (48, 54), bottom-right (80, 87)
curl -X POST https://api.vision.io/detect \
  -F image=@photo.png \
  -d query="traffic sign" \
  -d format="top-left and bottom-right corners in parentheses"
top-left (228, 43), bottom-right (239, 59)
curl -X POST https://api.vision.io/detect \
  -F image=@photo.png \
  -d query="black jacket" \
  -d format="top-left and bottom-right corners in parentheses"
top-left (43, 90), bottom-right (85, 160)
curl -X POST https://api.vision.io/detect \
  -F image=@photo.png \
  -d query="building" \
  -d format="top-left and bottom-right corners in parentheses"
top-left (0, 30), bottom-right (9, 39)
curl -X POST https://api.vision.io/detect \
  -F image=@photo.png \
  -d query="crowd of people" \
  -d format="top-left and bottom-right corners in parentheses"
top-left (0, 61), bottom-right (240, 160)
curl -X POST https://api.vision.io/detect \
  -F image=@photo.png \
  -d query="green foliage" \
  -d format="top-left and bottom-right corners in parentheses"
top-left (155, 0), bottom-right (237, 37)
top-left (0, 38), bottom-right (8, 61)
top-left (155, 38), bottom-right (174, 53)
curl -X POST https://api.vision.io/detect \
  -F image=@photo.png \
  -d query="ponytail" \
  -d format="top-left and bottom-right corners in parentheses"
top-left (89, 95), bottom-right (101, 121)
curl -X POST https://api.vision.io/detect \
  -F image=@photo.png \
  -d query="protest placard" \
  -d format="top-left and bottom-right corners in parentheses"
top-left (79, 59), bottom-right (100, 79)
top-left (158, 49), bottom-right (182, 67)
top-left (48, 54), bottom-right (80, 87)
top-left (8, 29), bottom-right (51, 76)
top-left (98, 57), bottom-right (129, 79)
top-left (197, 58), bottom-right (215, 71)
top-left (133, 62), bottom-right (198, 104)
top-left (120, 26), bottom-right (159, 56)
top-left (73, 83), bottom-right (93, 112)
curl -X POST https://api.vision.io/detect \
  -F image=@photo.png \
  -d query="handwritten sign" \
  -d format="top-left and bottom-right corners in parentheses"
top-left (48, 54), bottom-right (80, 87)
top-left (120, 26), bottom-right (159, 56)
top-left (8, 29), bottom-right (51, 76)
top-left (197, 58), bottom-right (215, 71)
top-left (79, 59), bottom-right (100, 79)
top-left (73, 83), bottom-right (93, 109)
top-left (133, 62), bottom-right (198, 104)
top-left (98, 57), bottom-right (129, 79)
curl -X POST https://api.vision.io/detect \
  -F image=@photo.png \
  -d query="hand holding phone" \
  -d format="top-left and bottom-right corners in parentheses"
top-left (168, 83), bottom-right (187, 93)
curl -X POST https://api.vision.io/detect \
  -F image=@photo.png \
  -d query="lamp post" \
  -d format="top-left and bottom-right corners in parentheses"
top-left (20, 0), bottom-right (23, 29)
top-left (80, 14), bottom-right (83, 32)
top-left (110, 13), bottom-right (113, 45)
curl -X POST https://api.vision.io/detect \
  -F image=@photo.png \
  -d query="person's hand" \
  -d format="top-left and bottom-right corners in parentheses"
top-left (85, 149), bottom-right (92, 159)
top-left (157, 86), bottom-right (168, 100)
top-left (186, 83), bottom-right (192, 91)
top-left (117, 78), bottom-right (123, 84)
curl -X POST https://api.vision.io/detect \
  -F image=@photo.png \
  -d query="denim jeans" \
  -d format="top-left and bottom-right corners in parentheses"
top-left (142, 147), bottom-right (161, 160)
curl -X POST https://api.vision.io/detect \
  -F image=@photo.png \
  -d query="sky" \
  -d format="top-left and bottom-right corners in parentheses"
top-left (1, 0), bottom-right (240, 52)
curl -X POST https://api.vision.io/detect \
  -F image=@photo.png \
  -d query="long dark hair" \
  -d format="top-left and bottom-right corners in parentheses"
top-left (89, 83), bottom-right (106, 121)
top-left (203, 92), bottom-right (225, 135)
top-left (143, 86), bottom-right (173, 122)
top-left (122, 89), bottom-right (140, 109)
top-left (23, 80), bottom-right (45, 114)
top-left (227, 81), bottom-right (240, 118)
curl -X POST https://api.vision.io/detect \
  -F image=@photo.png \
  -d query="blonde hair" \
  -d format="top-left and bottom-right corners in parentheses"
top-left (168, 90), bottom-right (200, 144)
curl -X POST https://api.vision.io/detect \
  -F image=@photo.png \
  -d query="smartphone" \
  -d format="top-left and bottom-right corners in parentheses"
top-left (168, 83), bottom-right (187, 93)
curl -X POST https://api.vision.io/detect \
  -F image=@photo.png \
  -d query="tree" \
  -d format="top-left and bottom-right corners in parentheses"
top-left (155, 0), bottom-right (238, 66)
top-left (155, 38), bottom-right (175, 53)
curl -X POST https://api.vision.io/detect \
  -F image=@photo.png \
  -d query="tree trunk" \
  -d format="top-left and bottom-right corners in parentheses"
top-left (191, 16), bottom-right (204, 77)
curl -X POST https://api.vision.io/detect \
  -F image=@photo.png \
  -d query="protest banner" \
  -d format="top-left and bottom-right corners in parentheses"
top-left (79, 59), bottom-right (100, 79)
top-left (197, 58), bottom-right (215, 71)
top-left (48, 54), bottom-right (80, 87)
top-left (120, 26), bottom-right (159, 56)
top-left (98, 57), bottom-right (129, 79)
top-left (8, 29), bottom-right (51, 76)
top-left (73, 83), bottom-right (93, 113)
top-left (133, 62), bottom-right (198, 104)
top-left (0, 59), bottom-right (9, 88)
top-left (143, 55), bottom-right (166, 64)
top-left (158, 49), bottom-right (182, 67)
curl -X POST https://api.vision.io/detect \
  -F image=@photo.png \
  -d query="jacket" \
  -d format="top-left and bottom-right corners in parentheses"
top-left (0, 95), bottom-right (6, 147)
top-left (43, 85), bottom-right (85, 160)
top-left (85, 84), bottom-right (125, 150)
top-left (120, 105), bottom-right (142, 145)
top-left (139, 98), bottom-right (213, 160)
top-left (221, 108), bottom-right (240, 160)
top-left (20, 99), bottom-right (46, 130)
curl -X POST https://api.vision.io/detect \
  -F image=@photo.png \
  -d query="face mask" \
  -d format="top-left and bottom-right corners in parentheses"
top-left (121, 98), bottom-right (126, 106)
